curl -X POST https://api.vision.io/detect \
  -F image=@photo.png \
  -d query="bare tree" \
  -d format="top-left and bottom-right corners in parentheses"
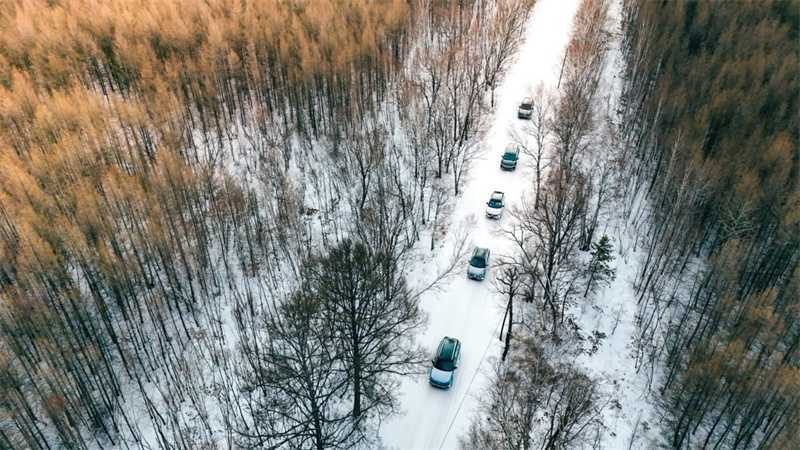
top-left (340, 123), bottom-right (387, 215)
top-left (509, 165), bottom-right (588, 338)
top-left (461, 338), bottom-right (604, 450)
top-left (514, 86), bottom-right (554, 209)
top-left (305, 240), bottom-right (426, 423)
top-left (495, 262), bottom-right (524, 361)
top-left (429, 181), bottom-right (450, 251)
top-left (440, 35), bottom-right (490, 196)
top-left (235, 291), bottom-right (358, 449)
top-left (580, 156), bottom-right (612, 251)
top-left (461, 338), bottom-right (552, 450)
top-left (479, 0), bottom-right (536, 106)
top-left (540, 365), bottom-right (604, 450)
top-left (405, 1), bottom-right (491, 196)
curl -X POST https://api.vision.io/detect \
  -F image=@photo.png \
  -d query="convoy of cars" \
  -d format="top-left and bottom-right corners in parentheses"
top-left (430, 98), bottom-right (528, 390)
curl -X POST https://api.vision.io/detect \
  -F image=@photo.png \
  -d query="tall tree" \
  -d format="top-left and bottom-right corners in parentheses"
top-left (305, 240), bottom-right (425, 422)
top-left (236, 291), bottom-right (357, 449)
top-left (495, 263), bottom-right (524, 362)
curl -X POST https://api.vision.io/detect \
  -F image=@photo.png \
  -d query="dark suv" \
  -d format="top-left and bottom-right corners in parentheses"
top-left (500, 145), bottom-right (520, 171)
top-left (429, 337), bottom-right (461, 389)
top-left (467, 247), bottom-right (490, 280)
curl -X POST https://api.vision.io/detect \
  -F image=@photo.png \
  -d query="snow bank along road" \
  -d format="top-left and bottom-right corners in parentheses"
top-left (380, 1), bottom-right (581, 448)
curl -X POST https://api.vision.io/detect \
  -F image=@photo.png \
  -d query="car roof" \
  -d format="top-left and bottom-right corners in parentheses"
top-left (438, 337), bottom-right (459, 360)
top-left (522, 97), bottom-right (533, 103)
top-left (491, 191), bottom-right (504, 200)
top-left (505, 144), bottom-right (519, 153)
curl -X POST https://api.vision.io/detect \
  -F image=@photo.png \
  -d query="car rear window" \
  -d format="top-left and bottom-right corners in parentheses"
top-left (470, 255), bottom-right (487, 268)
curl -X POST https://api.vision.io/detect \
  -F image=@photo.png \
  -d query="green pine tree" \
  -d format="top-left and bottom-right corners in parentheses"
top-left (584, 235), bottom-right (615, 298)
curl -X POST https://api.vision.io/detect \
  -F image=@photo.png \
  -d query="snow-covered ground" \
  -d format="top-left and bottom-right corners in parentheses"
top-left (380, 1), bottom-right (582, 448)
top-left (569, 1), bottom-right (661, 447)
top-left (572, 241), bottom-right (660, 450)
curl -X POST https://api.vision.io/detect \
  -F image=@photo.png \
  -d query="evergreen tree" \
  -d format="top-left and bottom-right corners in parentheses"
top-left (583, 235), bottom-right (615, 298)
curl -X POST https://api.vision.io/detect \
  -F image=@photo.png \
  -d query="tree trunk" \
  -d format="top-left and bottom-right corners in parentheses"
top-left (502, 294), bottom-right (513, 361)
top-left (352, 347), bottom-right (362, 420)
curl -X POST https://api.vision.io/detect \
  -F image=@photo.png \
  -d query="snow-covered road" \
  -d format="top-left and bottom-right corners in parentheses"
top-left (381, 1), bottom-right (581, 448)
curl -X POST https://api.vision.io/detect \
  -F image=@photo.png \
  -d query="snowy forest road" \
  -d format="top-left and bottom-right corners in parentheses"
top-left (380, 1), bottom-right (581, 448)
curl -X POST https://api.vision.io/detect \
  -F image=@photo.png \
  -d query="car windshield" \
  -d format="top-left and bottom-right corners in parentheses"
top-left (469, 255), bottom-right (487, 268)
top-left (503, 151), bottom-right (518, 161)
top-left (488, 198), bottom-right (503, 208)
top-left (433, 357), bottom-right (455, 371)
top-left (520, 103), bottom-right (532, 110)
top-left (434, 340), bottom-right (457, 371)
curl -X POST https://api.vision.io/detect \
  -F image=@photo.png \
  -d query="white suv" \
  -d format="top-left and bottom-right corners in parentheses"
top-left (486, 191), bottom-right (505, 219)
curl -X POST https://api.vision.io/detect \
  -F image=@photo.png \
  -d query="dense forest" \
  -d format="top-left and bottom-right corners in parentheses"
top-left (0, 0), bottom-right (797, 448)
top-left (0, 0), bottom-right (534, 447)
top-left (618, 0), bottom-right (799, 448)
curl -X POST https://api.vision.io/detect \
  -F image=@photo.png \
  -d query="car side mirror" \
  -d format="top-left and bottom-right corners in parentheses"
top-left (486, 202), bottom-right (490, 206)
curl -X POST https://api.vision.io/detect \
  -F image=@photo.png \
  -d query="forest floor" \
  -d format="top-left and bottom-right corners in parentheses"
top-left (567, 2), bottom-right (662, 447)
top-left (380, 0), bottom-right (659, 448)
